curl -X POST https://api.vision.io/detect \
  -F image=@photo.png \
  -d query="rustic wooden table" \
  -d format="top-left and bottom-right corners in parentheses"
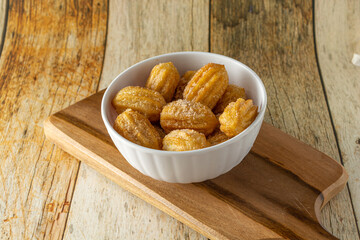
top-left (0, 0), bottom-right (359, 239)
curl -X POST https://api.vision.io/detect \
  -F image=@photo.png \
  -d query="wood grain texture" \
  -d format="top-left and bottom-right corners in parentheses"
top-left (0, 0), bottom-right (6, 53)
top-left (1, 0), bottom-right (357, 239)
top-left (0, 0), bottom-right (107, 239)
top-left (63, 163), bottom-right (205, 240)
top-left (63, 1), bottom-right (209, 239)
top-left (210, 0), bottom-right (359, 239)
top-left (315, 0), bottom-right (360, 235)
top-left (98, 0), bottom-right (209, 90)
top-left (44, 91), bottom-right (348, 240)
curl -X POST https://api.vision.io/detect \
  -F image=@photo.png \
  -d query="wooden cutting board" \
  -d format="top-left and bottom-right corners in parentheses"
top-left (44, 90), bottom-right (348, 240)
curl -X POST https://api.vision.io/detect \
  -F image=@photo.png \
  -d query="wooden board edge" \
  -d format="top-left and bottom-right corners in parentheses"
top-left (259, 123), bottom-right (349, 223)
top-left (314, 167), bottom-right (348, 236)
top-left (256, 123), bottom-right (349, 206)
top-left (320, 165), bottom-right (348, 209)
top-left (314, 167), bottom-right (348, 231)
top-left (43, 115), bottom-right (226, 240)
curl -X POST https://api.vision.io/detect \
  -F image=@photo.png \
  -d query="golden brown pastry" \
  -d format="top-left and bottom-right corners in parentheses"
top-left (145, 62), bottom-right (180, 102)
top-left (213, 84), bottom-right (246, 114)
top-left (162, 129), bottom-right (209, 151)
top-left (160, 99), bottom-right (218, 136)
top-left (113, 109), bottom-right (162, 149)
top-left (219, 98), bottom-right (258, 137)
top-left (173, 70), bottom-right (196, 100)
top-left (207, 128), bottom-right (231, 146)
top-left (183, 63), bottom-right (228, 109)
top-left (111, 86), bottom-right (166, 122)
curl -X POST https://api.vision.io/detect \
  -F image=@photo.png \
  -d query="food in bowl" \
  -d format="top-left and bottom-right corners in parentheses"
top-left (113, 109), bottom-right (162, 150)
top-left (207, 128), bottom-right (230, 146)
top-left (102, 52), bottom-right (266, 183)
top-left (145, 62), bottom-right (180, 102)
top-left (112, 86), bottom-right (166, 122)
top-left (111, 61), bottom-right (258, 151)
top-left (213, 84), bottom-right (246, 114)
top-left (162, 129), bottom-right (209, 151)
top-left (219, 98), bottom-right (258, 137)
top-left (160, 99), bottom-right (218, 136)
top-left (183, 63), bottom-right (228, 109)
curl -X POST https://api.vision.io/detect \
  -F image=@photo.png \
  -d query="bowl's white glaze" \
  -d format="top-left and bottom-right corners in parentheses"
top-left (101, 52), bottom-right (267, 183)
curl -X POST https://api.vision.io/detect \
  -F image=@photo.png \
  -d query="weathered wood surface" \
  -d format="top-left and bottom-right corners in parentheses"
top-left (63, 1), bottom-right (209, 239)
top-left (0, 0), bottom-right (107, 239)
top-left (0, 0), bottom-right (6, 53)
top-left (1, 0), bottom-right (359, 239)
top-left (45, 90), bottom-right (347, 239)
top-left (98, 0), bottom-right (209, 90)
top-left (63, 163), bottom-right (206, 240)
top-left (210, 0), bottom-right (359, 239)
top-left (315, 0), bottom-right (360, 234)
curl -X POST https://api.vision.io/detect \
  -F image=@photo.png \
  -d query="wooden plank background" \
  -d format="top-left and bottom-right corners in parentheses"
top-left (0, 0), bottom-right (107, 239)
top-left (0, 0), bottom-right (359, 239)
top-left (210, 1), bottom-right (359, 239)
top-left (315, 2), bottom-right (360, 238)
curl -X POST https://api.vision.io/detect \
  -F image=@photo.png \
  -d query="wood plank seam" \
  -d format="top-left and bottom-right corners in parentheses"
top-left (95, 0), bottom-right (110, 93)
top-left (0, 0), bottom-right (8, 56)
top-left (60, 163), bottom-right (81, 240)
top-left (312, 1), bottom-right (360, 237)
top-left (208, 0), bottom-right (211, 52)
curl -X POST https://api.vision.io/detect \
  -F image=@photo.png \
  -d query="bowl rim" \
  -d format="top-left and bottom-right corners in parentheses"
top-left (101, 51), bottom-right (267, 155)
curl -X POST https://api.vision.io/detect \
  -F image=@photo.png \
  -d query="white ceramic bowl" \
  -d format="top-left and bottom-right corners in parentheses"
top-left (101, 52), bottom-right (267, 183)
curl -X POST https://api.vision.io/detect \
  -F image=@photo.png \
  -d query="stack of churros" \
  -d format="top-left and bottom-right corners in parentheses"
top-left (112, 62), bottom-right (258, 151)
